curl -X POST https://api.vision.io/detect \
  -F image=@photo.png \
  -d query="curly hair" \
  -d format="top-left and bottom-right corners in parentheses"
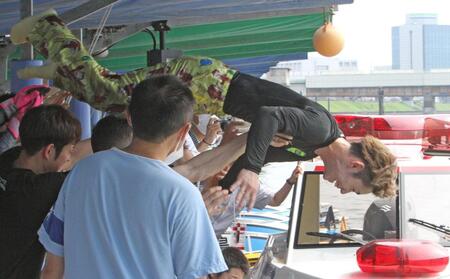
top-left (350, 135), bottom-right (398, 198)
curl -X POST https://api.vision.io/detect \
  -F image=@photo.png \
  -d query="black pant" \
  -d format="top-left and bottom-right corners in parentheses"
top-left (223, 73), bottom-right (312, 122)
top-left (219, 73), bottom-right (312, 189)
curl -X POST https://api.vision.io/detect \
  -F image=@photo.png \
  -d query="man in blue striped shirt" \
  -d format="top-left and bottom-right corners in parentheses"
top-left (38, 75), bottom-right (229, 279)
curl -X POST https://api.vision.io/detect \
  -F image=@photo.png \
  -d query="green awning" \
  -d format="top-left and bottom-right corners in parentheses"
top-left (9, 13), bottom-right (324, 72)
top-left (98, 13), bottom-right (324, 71)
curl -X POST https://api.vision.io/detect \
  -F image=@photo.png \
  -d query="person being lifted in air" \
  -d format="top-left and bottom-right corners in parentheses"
top-left (10, 10), bottom-right (398, 210)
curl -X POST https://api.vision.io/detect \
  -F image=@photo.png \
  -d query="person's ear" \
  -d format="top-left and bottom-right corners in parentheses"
top-left (193, 114), bottom-right (199, 125)
top-left (349, 160), bottom-right (365, 172)
top-left (125, 110), bottom-right (132, 127)
top-left (41, 144), bottom-right (55, 160)
top-left (178, 122), bottom-right (191, 142)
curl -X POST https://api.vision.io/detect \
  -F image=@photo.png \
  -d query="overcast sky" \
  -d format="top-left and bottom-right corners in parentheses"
top-left (316, 0), bottom-right (450, 71)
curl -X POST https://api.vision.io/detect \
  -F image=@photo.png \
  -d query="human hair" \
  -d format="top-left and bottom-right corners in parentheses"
top-left (91, 115), bottom-right (132, 152)
top-left (350, 135), bottom-right (398, 198)
top-left (221, 247), bottom-right (249, 274)
top-left (19, 105), bottom-right (81, 158)
top-left (129, 75), bottom-right (195, 142)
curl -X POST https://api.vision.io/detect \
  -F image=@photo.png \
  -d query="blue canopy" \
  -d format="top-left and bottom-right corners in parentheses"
top-left (223, 53), bottom-right (307, 76)
top-left (0, 0), bottom-right (352, 35)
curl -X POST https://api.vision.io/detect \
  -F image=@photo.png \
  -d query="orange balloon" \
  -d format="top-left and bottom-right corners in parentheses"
top-left (313, 22), bottom-right (344, 57)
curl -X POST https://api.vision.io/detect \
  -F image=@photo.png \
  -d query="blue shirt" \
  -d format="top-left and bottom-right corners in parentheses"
top-left (39, 149), bottom-right (227, 279)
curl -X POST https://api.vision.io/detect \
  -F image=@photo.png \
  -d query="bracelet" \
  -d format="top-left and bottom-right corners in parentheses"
top-left (202, 139), bottom-right (214, 146)
top-left (286, 178), bottom-right (297, 185)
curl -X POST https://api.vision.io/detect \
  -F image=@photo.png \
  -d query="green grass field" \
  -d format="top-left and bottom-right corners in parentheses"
top-left (316, 100), bottom-right (450, 113)
top-left (436, 103), bottom-right (450, 111)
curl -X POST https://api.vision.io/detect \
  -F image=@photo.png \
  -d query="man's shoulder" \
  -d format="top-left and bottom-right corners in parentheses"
top-left (76, 149), bottom-right (190, 186)
top-left (158, 169), bottom-right (196, 192)
top-left (0, 168), bottom-right (31, 192)
top-left (0, 168), bottom-right (66, 200)
top-left (83, 149), bottom-right (117, 161)
top-left (155, 170), bottom-right (200, 203)
top-left (73, 149), bottom-right (130, 169)
top-left (21, 170), bottom-right (66, 187)
top-left (0, 146), bottom-right (21, 172)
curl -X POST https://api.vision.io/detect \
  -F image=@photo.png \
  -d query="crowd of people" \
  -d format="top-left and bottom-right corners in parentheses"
top-left (0, 8), bottom-right (398, 279)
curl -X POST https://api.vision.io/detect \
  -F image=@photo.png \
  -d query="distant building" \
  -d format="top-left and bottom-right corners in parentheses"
top-left (392, 14), bottom-right (450, 71)
top-left (272, 57), bottom-right (358, 78)
top-left (372, 65), bottom-right (395, 72)
top-left (262, 57), bottom-right (359, 95)
top-left (264, 67), bottom-right (291, 86)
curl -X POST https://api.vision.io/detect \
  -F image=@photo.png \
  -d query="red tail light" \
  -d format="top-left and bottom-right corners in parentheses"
top-left (334, 115), bottom-right (372, 137)
top-left (334, 115), bottom-right (424, 139)
top-left (357, 240), bottom-right (449, 275)
top-left (423, 117), bottom-right (450, 153)
top-left (373, 118), bottom-right (392, 131)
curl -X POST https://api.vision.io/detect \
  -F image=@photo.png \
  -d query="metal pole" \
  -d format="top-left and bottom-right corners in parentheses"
top-left (0, 43), bottom-right (15, 92)
top-left (60, 0), bottom-right (118, 25)
top-left (73, 29), bottom-right (84, 44)
top-left (159, 31), bottom-right (165, 50)
top-left (20, 0), bottom-right (33, 60)
top-left (378, 88), bottom-right (384, 115)
top-left (423, 94), bottom-right (435, 114)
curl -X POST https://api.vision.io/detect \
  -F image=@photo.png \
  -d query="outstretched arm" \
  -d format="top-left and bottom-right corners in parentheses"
top-left (196, 117), bottom-right (222, 152)
top-left (174, 133), bottom-right (247, 182)
top-left (270, 163), bottom-right (302, 206)
top-left (231, 106), bottom-right (297, 210)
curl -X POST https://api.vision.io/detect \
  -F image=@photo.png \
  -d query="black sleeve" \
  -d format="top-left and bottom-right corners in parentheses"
top-left (4, 171), bottom-right (70, 232)
top-left (242, 106), bottom-right (315, 173)
top-left (242, 105), bottom-right (337, 173)
top-left (242, 106), bottom-right (280, 173)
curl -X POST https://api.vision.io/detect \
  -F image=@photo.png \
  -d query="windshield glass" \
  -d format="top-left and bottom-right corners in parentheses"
top-left (294, 171), bottom-right (398, 248)
top-left (401, 173), bottom-right (450, 247)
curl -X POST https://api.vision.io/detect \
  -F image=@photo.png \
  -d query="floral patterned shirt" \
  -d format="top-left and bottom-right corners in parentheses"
top-left (147, 56), bottom-right (237, 115)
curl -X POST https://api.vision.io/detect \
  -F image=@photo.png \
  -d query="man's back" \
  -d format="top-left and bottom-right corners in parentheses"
top-left (39, 149), bottom-right (226, 278)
